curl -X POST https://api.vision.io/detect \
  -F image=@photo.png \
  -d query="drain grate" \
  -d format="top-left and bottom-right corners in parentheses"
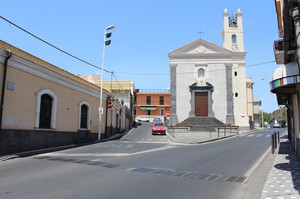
top-left (226, 176), bottom-right (238, 182)
top-left (34, 156), bottom-right (120, 169)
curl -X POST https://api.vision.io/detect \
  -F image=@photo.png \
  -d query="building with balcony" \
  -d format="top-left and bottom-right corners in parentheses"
top-left (135, 89), bottom-right (170, 119)
top-left (272, 0), bottom-right (300, 159)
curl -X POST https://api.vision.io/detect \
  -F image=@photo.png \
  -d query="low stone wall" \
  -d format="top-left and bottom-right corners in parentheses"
top-left (167, 126), bottom-right (239, 144)
top-left (0, 129), bottom-right (97, 156)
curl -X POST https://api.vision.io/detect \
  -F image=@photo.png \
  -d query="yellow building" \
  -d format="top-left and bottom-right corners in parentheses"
top-left (246, 77), bottom-right (261, 129)
top-left (0, 40), bottom-right (111, 155)
top-left (78, 75), bottom-right (135, 133)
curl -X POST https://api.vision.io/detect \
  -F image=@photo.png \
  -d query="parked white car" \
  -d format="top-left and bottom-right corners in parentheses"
top-left (137, 116), bottom-right (150, 122)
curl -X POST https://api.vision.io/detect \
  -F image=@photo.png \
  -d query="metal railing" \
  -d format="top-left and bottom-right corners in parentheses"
top-left (137, 89), bottom-right (170, 93)
top-left (217, 126), bottom-right (239, 137)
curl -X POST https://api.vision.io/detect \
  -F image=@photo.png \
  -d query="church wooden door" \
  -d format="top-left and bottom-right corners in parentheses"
top-left (195, 92), bottom-right (208, 116)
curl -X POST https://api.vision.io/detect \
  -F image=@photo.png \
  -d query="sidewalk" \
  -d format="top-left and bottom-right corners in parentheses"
top-left (260, 136), bottom-right (300, 199)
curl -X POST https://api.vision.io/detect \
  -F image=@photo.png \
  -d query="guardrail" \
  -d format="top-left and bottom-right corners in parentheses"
top-left (217, 126), bottom-right (239, 137)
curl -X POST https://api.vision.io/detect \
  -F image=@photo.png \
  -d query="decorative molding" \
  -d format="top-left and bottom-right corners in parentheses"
top-left (0, 49), bottom-right (109, 99)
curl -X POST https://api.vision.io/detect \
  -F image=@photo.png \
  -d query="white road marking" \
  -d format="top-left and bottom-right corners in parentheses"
top-left (37, 144), bottom-right (176, 157)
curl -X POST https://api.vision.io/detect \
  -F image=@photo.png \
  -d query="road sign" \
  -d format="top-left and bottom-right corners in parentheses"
top-left (108, 101), bottom-right (113, 109)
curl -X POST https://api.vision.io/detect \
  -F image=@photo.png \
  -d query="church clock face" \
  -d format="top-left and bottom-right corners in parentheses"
top-left (231, 43), bottom-right (239, 51)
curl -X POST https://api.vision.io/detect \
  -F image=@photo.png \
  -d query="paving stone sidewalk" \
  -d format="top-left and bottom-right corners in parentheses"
top-left (261, 137), bottom-right (300, 199)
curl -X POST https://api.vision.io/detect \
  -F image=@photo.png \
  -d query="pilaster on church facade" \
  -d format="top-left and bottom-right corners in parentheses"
top-left (170, 64), bottom-right (178, 125)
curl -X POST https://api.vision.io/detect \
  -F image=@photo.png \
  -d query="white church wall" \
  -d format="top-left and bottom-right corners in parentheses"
top-left (232, 63), bottom-right (249, 127)
top-left (208, 63), bottom-right (228, 123)
top-left (176, 63), bottom-right (195, 123)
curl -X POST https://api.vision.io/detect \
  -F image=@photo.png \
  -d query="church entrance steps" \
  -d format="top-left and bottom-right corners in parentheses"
top-left (179, 117), bottom-right (226, 132)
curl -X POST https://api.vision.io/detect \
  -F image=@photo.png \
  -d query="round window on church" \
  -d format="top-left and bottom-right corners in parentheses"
top-left (234, 71), bottom-right (238, 76)
top-left (235, 92), bottom-right (238, 97)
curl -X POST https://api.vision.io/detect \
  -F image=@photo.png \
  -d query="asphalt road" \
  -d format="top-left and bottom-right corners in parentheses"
top-left (0, 123), bottom-right (286, 199)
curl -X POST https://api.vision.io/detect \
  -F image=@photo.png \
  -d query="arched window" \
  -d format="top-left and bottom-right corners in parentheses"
top-left (232, 34), bottom-right (237, 44)
top-left (39, 94), bottom-right (53, 128)
top-left (198, 68), bottom-right (205, 78)
top-left (78, 101), bottom-right (91, 130)
top-left (80, 105), bottom-right (88, 129)
top-left (35, 89), bottom-right (57, 129)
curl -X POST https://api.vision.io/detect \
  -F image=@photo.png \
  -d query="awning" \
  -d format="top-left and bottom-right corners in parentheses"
top-left (140, 106), bottom-right (157, 110)
top-left (270, 61), bottom-right (300, 94)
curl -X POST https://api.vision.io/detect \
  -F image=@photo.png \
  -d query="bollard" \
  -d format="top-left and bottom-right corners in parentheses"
top-left (271, 134), bottom-right (275, 154)
top-left (274, 133), bottom-right (277, 149)
top-left (277, 131), bottom-right (280, 144)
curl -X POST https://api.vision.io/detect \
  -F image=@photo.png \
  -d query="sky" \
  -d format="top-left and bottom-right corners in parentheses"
top-left (0, 1), bottom-right (281, 113)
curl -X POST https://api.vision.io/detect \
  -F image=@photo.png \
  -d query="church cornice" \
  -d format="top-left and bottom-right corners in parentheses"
top-left (168, 52), bottom-right (246, 60)
top-left (170, 59), bottom-right (246, 65)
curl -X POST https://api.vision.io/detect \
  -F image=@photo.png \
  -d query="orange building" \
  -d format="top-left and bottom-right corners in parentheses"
top-left (135, 89), bottom-right (170, 117)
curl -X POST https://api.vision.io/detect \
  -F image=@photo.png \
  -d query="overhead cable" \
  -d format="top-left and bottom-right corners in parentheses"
top-left (0, 16), bottom-right (111, 73)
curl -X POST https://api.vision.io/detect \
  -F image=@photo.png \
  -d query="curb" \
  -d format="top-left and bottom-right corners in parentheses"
top-left (0, 133), bottom-right (127, 161)
top-left (244, 145), bottom-right (272, 182)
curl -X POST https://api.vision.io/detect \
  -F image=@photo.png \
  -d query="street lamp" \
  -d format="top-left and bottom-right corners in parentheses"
top-left (99, 25), bottom-right (115, 141)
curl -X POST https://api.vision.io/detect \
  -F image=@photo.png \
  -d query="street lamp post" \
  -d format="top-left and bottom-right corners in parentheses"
top-left (99, 25), bottom-right (115, 141)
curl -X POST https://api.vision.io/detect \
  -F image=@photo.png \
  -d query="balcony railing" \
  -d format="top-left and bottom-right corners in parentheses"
top-left (136, 89), bottom-right (170, 93)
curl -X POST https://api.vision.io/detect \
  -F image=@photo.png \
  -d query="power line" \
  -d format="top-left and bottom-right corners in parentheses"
top-left (114, 61), bottom-right (276, 76)
top-left (0, 16), bottom-right (111, 73)
top-left (0, 16), bottom-right (276, 78)
top-left (115, 71), bottom-right (169, 76)
top-left (112, 72), bottom-right (124, 90)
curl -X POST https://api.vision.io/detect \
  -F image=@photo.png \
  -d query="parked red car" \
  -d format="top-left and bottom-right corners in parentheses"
top-left (152, 122), bottom-right (166, 135)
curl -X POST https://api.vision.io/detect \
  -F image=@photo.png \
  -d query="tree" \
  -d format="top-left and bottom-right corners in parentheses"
top-left (261, 112), bottom-right (271, 127)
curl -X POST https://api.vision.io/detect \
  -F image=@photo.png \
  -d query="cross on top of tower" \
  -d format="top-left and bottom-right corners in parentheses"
top-left (197, 30), bottom-right (205, 38)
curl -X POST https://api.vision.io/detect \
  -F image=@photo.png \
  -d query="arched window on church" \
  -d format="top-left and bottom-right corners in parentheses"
top-left (232, 34), bottom-right (237, 44)
top-left (198, 68), bottom-right (205, 78)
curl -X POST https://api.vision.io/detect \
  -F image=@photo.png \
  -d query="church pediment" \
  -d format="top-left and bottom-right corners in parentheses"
top-left (168, 38), bottom-right (244, 59)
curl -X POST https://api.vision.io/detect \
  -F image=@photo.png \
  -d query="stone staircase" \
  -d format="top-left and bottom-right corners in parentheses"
top-left (179, 117), bottom-right (226, 132)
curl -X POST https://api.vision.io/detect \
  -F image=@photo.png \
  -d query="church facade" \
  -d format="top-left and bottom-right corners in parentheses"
top-left (168, 9), bottom-right (249, 130)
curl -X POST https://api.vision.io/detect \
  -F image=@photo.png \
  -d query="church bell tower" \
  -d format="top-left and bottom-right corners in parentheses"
top-left (222, 8), bottom-right (244, 52)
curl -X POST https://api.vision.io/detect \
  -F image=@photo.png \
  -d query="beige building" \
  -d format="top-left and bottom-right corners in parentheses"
top-left (0, 40), bottom-right (112, 155)
top-left (246, 77), bottom-right (261, 129)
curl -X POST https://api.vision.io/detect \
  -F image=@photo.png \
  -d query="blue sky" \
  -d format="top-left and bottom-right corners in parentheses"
top-left (0, 1), bottom-right (280, 113)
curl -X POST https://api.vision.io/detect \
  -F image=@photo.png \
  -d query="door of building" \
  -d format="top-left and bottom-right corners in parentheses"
top-left (195, 92), bottom-right (208, 116)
